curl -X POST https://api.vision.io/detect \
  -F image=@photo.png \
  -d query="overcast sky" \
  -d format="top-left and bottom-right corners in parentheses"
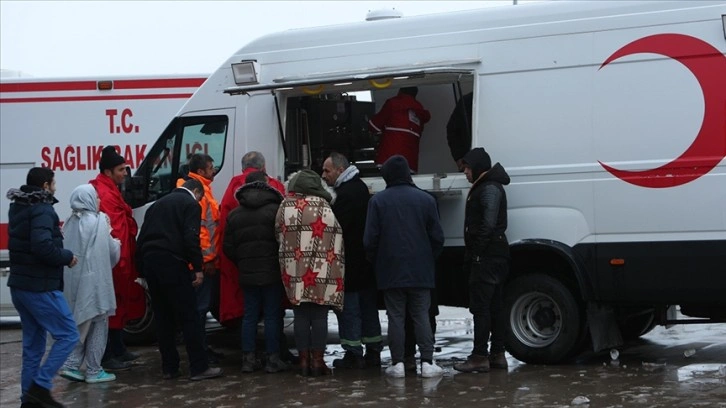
top-left (1, 1), bottom-right (529, 78)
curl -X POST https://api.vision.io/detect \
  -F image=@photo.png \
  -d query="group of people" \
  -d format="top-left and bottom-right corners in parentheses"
top-left (7, 146), bottom-right (150, 408)
top-left (8, 110), bottom-right (510, 407)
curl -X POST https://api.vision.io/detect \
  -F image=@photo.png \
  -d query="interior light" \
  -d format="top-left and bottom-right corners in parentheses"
top-left (231, 61), bottom-right (258, 85)
top-left (393, 76), bottom-right (409, 80)
top-left (334, 82), bottom-right (353, 86)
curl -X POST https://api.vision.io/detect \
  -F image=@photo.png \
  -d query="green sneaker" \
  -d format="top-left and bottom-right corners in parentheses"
top-left (85, 370), bottom-right (116, 384)
top-left (60, 368), bottom-right (85, 382)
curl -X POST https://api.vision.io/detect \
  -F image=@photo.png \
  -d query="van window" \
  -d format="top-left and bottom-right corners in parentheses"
top-left (131, 115), bottom-right (228, 206)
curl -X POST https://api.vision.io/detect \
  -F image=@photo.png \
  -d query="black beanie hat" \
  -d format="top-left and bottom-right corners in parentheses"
top-left (99, 146), bottom-right (126, 172)
top-left (462, 148), bottom-right (491, 180)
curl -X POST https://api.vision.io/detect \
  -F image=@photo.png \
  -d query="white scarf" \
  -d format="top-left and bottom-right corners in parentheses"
top-left (334, 165), bottom-right (360, 188)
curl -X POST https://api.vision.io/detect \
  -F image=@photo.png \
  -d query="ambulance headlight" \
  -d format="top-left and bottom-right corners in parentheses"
top-left (232, 61), bottom-right (258, 85)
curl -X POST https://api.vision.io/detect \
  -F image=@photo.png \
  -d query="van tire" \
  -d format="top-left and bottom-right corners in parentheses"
top-left (123, 288), bottom-right (157, 346)
top-left (504, 274), bottom-right (583, 364)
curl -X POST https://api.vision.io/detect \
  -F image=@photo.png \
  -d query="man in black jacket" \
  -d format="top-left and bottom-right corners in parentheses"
top-left (222, 171), bottom-right (287, 374)
top-left (136, 178), bottom-right (223, 381)
top-left (322, 152), bottom-right (383, 369)
top-left (454, 147), bottom-right (511, 373)
top-left (7, 167), bottom-right (79, 408)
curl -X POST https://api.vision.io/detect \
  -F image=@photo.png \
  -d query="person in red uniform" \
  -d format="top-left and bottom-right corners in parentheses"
top-left (89, 146), bottom-right (144, 371)
top-left (218, 151), bottom-right (285, 324)
top-left (369, 87), bottom-right (431, 173)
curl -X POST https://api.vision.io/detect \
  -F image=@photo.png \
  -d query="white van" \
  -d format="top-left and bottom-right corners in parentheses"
top-left (0, 75), bottom-right (205, 316)
top-left (126, 1), bottom-right (726, 363)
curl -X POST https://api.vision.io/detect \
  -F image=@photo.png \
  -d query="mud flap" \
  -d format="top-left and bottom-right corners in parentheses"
top-left (587, 303), bottom-right (623, 352)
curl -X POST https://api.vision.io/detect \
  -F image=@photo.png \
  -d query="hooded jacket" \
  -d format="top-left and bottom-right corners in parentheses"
top-left (363, 155), bottom-right (444, 290)
top-left (223, 182), bottom-right (283, 287)
top-left (218, 167), bottom-right (285, 324)
top-left (62, 184), bottom-right (119, 325)
top-left (462, 148), bottom-right (511, 260)
top-left (6, 185), bottom-right (74, 292)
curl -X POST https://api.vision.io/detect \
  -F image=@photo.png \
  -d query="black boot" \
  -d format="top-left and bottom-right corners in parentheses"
top-left (333, 352), bottom-right (365, 369)
top-left (25, 382), bottom-right (64, 408)
top-left (364, 350), bottom-right (381, 368)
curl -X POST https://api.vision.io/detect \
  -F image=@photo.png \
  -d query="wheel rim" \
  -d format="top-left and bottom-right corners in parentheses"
top-left (510, 291), bottom-right (562, 348)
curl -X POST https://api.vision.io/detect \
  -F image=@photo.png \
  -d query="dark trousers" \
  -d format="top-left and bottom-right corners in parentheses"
top-left (195, 271), bottom-right (217, 351)
top-left (468, 258), bottom-right (508, 356)
top-left (384, 288), bottom-right (435, 363)
top-left (144, 253), bottom-right (208, 376)
top-left (103, 328), bottom-right (126, 361)
top-left (241, 284), bottom-right (283, 354)
top-left (293, 303), bottom-right (329, 351)
top-left (334, 288), bottom-right (383, 356)
top-left (404, 299), bottom-right (437, 358)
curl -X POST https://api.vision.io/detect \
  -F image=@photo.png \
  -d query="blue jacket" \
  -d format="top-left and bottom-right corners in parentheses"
top-left (6, 185), bottom-right (74, 292)
top-left (363, 155), bottom-right (444, 290)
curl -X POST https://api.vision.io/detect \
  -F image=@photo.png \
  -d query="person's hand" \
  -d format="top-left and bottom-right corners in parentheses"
top-left (68, 256), bottom-right (79, 268)
top-left (192, 271), bottom-right (204, 287)
top-left (203, 261), bottom-right (217, 276)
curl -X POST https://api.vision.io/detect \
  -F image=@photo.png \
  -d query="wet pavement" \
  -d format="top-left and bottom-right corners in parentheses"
top-left (1, 307), bottom-right (724, 407)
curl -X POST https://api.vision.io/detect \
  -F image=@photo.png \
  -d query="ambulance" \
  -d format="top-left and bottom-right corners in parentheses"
top-left (0, 74), bottom-right (206, 316)
top-left (126, 1), bottom-right (725, 363)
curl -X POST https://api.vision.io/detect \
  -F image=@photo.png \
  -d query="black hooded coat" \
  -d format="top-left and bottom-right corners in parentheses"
top-left (223, 181), bottom-right (283, 286)
top-left (463, 148), bottom-right (511, 260)
top-left (363, 155), bottom-right (444, 290)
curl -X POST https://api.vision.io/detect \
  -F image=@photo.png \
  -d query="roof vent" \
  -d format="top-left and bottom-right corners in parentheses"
top-left (365, 8), bottom-right (403, 21)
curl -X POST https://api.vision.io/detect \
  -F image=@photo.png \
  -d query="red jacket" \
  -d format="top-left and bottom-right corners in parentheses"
top-left (369, 93), bottom-right (430, 172)
top-left (90, 173), bottom-right (145, 329)
top-left (218, 168), bottom-right (285, 324)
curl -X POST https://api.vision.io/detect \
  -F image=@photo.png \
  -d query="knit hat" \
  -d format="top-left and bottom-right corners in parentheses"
top-left (462, 148), bottom-right (491, 180)
top-left (99, 146), bottom-right (125, 172)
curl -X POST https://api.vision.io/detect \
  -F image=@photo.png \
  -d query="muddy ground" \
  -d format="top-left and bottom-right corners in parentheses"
top-left (1, 307), bottom-right (724, 407)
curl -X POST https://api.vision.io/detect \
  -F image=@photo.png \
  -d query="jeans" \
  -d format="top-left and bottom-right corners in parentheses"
top-left (293, 303), bottom-right (329, 351)
top-left (335, 288), bottom-right (382, 356)
top-left (468, 258), bottom-right (508, 356)
top-left (11, 288), bottom-right (79, 399)
top-left (384, 288), bottom-right (434, 363)
top-left (241, 284), bottom-right (283, 354)
top-left (195, 271), bottom-right (216, 351)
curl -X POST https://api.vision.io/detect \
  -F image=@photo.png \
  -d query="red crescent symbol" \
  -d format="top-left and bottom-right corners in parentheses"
top-left (598, 34), bottom-right (726, 188)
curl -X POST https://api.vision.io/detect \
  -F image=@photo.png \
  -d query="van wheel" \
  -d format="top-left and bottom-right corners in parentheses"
top-left (504, 274), bottom-right (583, 364)
top-left (123, 289), bottom-right (157, 346)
